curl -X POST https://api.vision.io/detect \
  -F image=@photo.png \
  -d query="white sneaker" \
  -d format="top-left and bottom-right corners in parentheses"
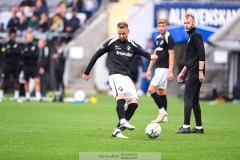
top-left (119, 121), bottom-right (135, 130)
top-left (151, 112), bottom-right (166, 123)
top-left (161, 115), bottom-right (168, 123)
top-left (112, 130), bottom-right (129, 139)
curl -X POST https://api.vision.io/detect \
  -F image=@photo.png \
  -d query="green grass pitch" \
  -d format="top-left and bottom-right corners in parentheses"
top-left (0, 94), bottom-right (240, 160)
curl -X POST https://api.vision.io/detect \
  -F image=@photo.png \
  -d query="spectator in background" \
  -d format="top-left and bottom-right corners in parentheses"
top-left (56, 8), bottom-right (68, 33)
top-left (7, 8), bottom-right (20, 33)
top-left (34, 0), bottom-right (48, 18)
top-left (69, 0), bottom-right (84, 11)
top-left (40, 0), bottom-right (48, 7)
top-left (57, 0), bottom-right (69, 11)
top-left (19, 0), bottom-right (34, 11)
top-left (39, 13), bottom-right (49, 32)
top-left (22, 33), bottom-right (42, 101)
top-left (19, 11), bottom-right (29, 37)
top-left (50, 14), bottom-right (64, 33)
top-left (38, 39), bottom-right (50, 97)
top-left (27, 12), bottom-right (39, 35)
top-left (52, 42), bottom-right (66, 96)
top-left (64, 9), bottom-right (80, 42)
top-left (81, 0), bottom-right (98, 19)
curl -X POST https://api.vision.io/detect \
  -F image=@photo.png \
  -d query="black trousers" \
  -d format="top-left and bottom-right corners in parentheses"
top-left (54, 68), bottom-right (65, 95)
top-left (184, 72), bottom-right (202, 126)
top-left (40, 73), bottom-right (49, 97)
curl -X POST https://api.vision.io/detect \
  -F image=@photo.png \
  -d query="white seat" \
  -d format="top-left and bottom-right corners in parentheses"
top-left (69, 46), bottom-right (84, 60)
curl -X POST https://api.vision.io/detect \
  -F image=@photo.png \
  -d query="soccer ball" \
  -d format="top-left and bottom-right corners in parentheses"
top-left (74, 90), bottom-right (85, 104)
top-left (145, 123), bottom-right (162, 138)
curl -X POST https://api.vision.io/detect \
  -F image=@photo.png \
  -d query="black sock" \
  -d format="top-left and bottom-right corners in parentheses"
top-left (160, 95), bottom-right (167, 111)
top-left (151, 92), bottom-right (164, 109)
top-left (117, 103), bottom-right (138, 128)
top-left (116, 99), bottom-right (126, 120)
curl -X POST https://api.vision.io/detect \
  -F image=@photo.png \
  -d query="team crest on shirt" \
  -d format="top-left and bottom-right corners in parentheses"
top-left (126, 45), bottom-right (131, 51)
top-left (118, 86), bottom-right (123, 92)
top-left (160, 40), bottom-right (164, 45)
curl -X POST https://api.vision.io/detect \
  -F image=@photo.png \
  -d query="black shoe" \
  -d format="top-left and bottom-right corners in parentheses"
top-left (191, 127), bottom-right (204, 133)
top-left (175, 127), bottom-right (190, 134)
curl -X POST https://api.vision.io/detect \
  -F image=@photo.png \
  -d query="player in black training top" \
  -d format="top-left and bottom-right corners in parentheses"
top-left (22, 33), bottom-right (42, 101)
top-left (176, 13), bottom-right (205, 134)
top-left (146, 19), bottom-right (175, 123)
top-left (0, 29), bottom-right (22, 102)
top-left (83, 22), bottom-right (157, 139)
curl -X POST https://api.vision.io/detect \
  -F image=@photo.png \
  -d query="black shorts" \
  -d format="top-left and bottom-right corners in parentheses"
top-left (23, 66), bottom-right (39, 81)
top-left (1, 64), bottom-right (20, 80)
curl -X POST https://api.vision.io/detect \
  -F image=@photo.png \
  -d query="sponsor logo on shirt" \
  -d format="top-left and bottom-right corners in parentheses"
top-left (116, 51), bottom-right (133, 57)
top-left (155, 47), bottom-right (163, 51)
top-left (115, 45), bottom-right (121, 50)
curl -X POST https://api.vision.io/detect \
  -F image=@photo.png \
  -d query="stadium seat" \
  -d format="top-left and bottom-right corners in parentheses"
top-left (69, 46), bottom-right (84, 60)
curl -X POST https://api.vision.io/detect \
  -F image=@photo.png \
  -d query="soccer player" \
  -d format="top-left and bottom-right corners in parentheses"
top-left (83, 22), bottom-right (157, 138)
top-left (175, 13), bottom-right (205, 134)
top-left (22, 33), bottom-right (42, 101)
top-left (0, 29), bottom-right (22, 102)
top-left (146, 19), bottom-right (174, 123)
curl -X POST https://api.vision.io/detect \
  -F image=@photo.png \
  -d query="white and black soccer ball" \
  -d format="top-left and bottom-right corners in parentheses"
top-left (74, 90), bottom-right (85, 104)
top-left (145, 123), bottom-right (162, 138)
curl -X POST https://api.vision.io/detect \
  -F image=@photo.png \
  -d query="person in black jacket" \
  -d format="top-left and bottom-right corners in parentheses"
top-left (38, 39), bottom-right (49, 97)
top-left (7, 8), bottom-right (20, 33)
top-left (0, 29), bottom-right (22, 101)
top-left (64, 9), bottom-right (80, 42)
top-left (66, 9), bottom-right (80, 33)
top-left (22, 33), bottom-right (42, 101)
top-left (52, 42), bottom-right (66, 96)
top-left (175, 13), bottom-right (205, 134)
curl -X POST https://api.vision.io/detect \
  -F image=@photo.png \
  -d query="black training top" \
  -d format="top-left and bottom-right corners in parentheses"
top-left (185, 27), bottom-right (205, 72)
top-left (22, 42), bottom-right (39, 67)
top-left (154, 32), bottom-right (174, 68)
top-left (1, 40), bottom-right (22, 65)
top-left (84, 37), bottom-right (152, 76)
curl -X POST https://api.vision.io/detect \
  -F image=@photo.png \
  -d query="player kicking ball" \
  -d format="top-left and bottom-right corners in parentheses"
top-left (83, 22), bottom-right (157, 138)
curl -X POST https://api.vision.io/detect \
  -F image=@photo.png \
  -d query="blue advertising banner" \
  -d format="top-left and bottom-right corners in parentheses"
top-left (153, 3), bottom-right (240, 44)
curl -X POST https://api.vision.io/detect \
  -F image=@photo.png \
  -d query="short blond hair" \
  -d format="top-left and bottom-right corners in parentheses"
top-left (117, 22), bottom-right (128, 29)
top-left (185, 13), bottom-right (195, 21)
top-left (157, 19), bottom-right (168, 25)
